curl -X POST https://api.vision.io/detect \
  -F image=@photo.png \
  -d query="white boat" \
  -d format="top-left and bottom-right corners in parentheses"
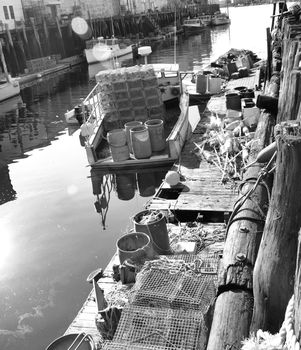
top-left (199, 14), bottom-right (212, 26)
top-left (0, 77), bottom-right (20, 102)
top-left (84, 37), bottom-right (133, 65)
top-left (182, 18), bottom-right (206, 34)
top-left (151, 63), bottom-right (181, 103)
top-left (0, 40), bottom-right (20, 102)
top-left (211, 12), bottom-right (231, 26)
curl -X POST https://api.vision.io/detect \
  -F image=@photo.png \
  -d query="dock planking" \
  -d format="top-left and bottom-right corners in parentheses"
top-left (148, 71), bottom-right (260, 214)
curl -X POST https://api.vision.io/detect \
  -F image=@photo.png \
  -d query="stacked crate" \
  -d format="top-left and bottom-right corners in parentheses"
top-left (95, 66), bottom-right (164, 132)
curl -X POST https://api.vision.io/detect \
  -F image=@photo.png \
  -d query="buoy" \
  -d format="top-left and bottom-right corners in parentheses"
top-left (244, 141), bottom-right (277, 169)
top-left (165, 171), bottom-right (180, 186)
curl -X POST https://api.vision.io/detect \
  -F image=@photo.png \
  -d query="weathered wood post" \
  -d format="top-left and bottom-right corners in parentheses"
top-left (294, 229), bottom-right (301, 342)
top-left (206, 110), bottom-right (274, 350)
top-left (251, 121), bottom-right (301, 333)
top-left (30, 17), bottom-right (43, 57)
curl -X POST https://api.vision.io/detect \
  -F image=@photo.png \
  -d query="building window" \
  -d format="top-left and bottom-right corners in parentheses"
top-left (3, 6), bottom-right (9, 20)
top-left (9, 6), bottom-right (15, 19)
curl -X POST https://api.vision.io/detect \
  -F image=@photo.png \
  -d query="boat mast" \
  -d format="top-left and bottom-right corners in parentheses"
top-left (174, 6), bottom-right (177, 64)
top-left (0, 39), bottom-right (9, 82)
top-left (111, 16), bottom-right (115, 37)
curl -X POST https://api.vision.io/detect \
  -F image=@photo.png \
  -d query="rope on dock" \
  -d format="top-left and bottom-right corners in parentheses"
top-left (241, 295), bottom-right (300, 350)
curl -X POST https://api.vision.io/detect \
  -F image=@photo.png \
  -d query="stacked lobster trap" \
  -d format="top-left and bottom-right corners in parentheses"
top-left (94, 65), bottom-right (165, 132)
top-left (103, 253), bottom-right (220, 349)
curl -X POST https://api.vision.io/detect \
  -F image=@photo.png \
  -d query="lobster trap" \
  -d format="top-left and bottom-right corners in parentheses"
top-left (103, 305), bottom-right (207, 350)
top-left (129, 254), bottom-right (219, 312)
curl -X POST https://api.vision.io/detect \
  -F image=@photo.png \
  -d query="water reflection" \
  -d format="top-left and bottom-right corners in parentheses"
top-left (0, 161), bottom-right (16, 205)
top-left (90, 167), bottom-right (168, 229)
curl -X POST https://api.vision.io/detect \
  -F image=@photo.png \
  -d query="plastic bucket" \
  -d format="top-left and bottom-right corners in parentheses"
top-left (130, 126), bottom-right (152, 159)
top-left (46, 333), bottom-right (95, 350)
top-left (208, 76), bottom-right (222, 94)
top-left (110, 144), bottom-right (130, 162)
top-left (124, 121), bottom-right (143, 153)
top-left (226, 92), bottom-right (241, 111)
top-left (115, 173), bottom-right (136, 200)
top-left (256, 94), bottom-right (278, 114)
top-left (133, 210), bottom-right (170, 255)
top-left (107, 129), bottom-right (127, 147)
top-left (196, 74), bottom-right (207, 94)
top-left (116, 232), bottom-right (153, 264)
top-left (145, 119), bottom-right (165, 152)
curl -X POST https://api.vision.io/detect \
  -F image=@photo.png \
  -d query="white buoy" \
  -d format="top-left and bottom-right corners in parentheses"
top-left (165, 171), bottom-right (180, 186)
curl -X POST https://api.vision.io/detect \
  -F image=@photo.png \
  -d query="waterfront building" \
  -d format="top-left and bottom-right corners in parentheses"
top-left (21, 0), bottom-right (121, 21)
top-left (0, 0), bottom-right (24, 30)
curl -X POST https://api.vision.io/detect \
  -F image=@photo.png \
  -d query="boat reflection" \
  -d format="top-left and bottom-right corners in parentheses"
top-left (90, 167), bottom-right (169, 229)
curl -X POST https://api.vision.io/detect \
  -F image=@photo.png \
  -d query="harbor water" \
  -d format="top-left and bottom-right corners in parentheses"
top-left (0, 4), bottom-right (276, 350)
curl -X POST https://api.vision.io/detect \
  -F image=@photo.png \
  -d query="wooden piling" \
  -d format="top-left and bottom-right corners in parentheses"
top-left (55, 16), bottom-right (66, 58)
top-left (206, 110), bottom-right (274, 350)
top-left (294, 229), bottom-right (301, 342)
top-left (30, 17), bottom-right (43, 57)
top-left (5, 24), bottom-right (20, 73)
top-left (251, 121), bottom-right (301, 333)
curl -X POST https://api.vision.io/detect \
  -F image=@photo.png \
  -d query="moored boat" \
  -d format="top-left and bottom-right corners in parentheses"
top-left (199, 14), bottom-right (212, 26)
top-left (182, 18), bottom-right (206, 35)
top-left (84, 37), bottom-right (133, 65)
top-left (0, 40), bottom-right (20, 102)
top-left (211, 12), bottom-right (231, 26)
top-left (74, 64), bottom-right (200, 170)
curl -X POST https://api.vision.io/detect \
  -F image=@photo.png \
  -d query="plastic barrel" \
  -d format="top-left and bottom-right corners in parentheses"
top-left (208, 76), bottom-right (222, 94)
top-left (256, 94), bottom-right (278, 114)
top-left (116, 232), bottom-right (153, 264)
top-left (145, 119), bottom-right (165, 152)
top-left (115, 173), bottom-right (136, 201)
top-left (110, 144), bottom-right (130, 162)
top-left (226, 92), bottom-right (241, 111)
top-left (124, 121), bottom-right (143, 153)
top-left (133, 210), bottom-right (170, 255)
top-left (196, 74), bottom-right (207, 94)
top-left (107, 129), bottom-right (127, 147)
top-left (130, 126), bottom-right (152, 159)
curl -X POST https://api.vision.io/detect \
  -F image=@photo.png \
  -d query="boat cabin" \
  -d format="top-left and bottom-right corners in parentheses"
top-left (183, 18), bottom-right (204, 27)
top-left (152, 63), bottom-right (181, 102)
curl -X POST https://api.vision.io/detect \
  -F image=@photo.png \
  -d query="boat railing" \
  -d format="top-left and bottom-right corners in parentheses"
top-left (82, 82), bottom-right (104, 126)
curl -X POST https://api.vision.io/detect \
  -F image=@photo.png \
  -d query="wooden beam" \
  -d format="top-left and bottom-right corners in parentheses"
top-left (251, 121), bottom-right (301, 333)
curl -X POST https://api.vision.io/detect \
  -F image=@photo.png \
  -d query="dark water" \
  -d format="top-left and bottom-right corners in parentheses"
top-left (0, 4), bottom-right (275, 350)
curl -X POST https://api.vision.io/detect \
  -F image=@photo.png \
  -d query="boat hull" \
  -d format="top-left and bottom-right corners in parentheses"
top-left (0, 80), bottom-right (20, 102)
top-left (183, 25), bottom-right (206, 35)
top-left (85, 45), bottom-right (133, 64)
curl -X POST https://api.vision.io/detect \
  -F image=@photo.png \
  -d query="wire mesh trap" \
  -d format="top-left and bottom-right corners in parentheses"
top-left (105, 305), bottom-right (207, 350)
top-left (129, 255), bottom-right (218, 312)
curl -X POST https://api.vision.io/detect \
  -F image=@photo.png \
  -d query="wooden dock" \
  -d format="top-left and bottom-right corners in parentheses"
top-left (63, 68), bottom-right (262, 350)
top-left (64, 222), bottom-right (226, 348)
top-left (148, 70), bottom-right (260, 216)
